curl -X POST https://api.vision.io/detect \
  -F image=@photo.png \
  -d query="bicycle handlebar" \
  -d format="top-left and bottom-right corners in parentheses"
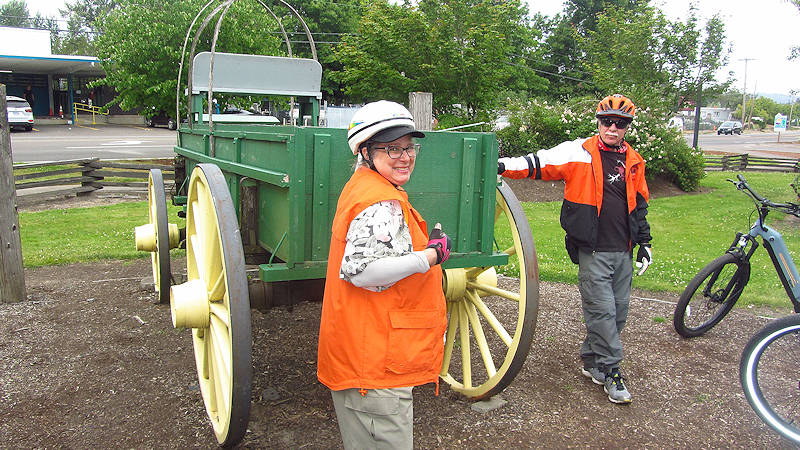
top-left (727, 175), bottom-right (800, 217)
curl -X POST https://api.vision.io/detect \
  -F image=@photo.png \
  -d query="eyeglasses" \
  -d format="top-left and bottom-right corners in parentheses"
top-left (372, 143), bottom-right (421, 159)
top-left (599, 118), bottom-right (631, 129)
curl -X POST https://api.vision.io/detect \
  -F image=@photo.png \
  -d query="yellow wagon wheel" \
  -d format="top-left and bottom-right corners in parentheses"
top-left (169, 164), bottom-right (252, 447)
top-left (134, 169), bottom-right (179, 304)
top-left (440, 181), bottom-right (539, 399)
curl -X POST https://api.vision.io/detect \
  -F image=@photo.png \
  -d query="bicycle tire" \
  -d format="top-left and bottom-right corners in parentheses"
top-left (673, 252), bottom-right (749, 338)
top-left (740, 314), bottom-right (800, 444)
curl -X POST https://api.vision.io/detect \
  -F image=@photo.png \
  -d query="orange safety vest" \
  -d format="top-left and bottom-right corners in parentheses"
top-left (317, 167), bottom-right (447, 391)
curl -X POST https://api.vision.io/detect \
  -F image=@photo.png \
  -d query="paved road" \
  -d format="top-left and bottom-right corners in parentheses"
top-left (687, 130), bottom-right (800, 157)
top-left (9, 123), bottom-right (177, 162)
top-left (9, 124), bottom-right (800, 163)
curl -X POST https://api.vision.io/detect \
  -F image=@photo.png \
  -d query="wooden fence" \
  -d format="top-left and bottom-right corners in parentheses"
top-left (704, 154), bottom-right (800, 172)
top-left (13, 158), bottom-right (175, 204)
top-left (11, 154), bottom-right (799, 204)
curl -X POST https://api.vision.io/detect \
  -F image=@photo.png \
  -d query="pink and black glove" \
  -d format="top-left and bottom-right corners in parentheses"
top-left (427, 223), bottom-right (452, 265)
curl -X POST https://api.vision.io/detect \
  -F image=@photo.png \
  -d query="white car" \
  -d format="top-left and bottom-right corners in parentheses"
top-left (6, 95), bottom-right (34, 131)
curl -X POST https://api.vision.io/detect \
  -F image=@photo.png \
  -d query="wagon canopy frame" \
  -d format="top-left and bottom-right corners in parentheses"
top-left (174, 0), bottom-right (322, 155)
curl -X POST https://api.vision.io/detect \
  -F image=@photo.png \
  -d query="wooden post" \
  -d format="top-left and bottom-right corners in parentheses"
top-left (408, 92), bottom-right (433, 131)
top-left (79, 160), bottom-right (102, 196)
top-left (0, 84), bottom-right (26, 303)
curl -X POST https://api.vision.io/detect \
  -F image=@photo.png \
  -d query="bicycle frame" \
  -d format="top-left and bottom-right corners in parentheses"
top-left (729, 207), bottom-right (800, 313)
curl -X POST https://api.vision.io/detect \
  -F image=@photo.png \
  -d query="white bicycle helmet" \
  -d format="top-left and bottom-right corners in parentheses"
top-left (347, 100), bottom-right (424, 155)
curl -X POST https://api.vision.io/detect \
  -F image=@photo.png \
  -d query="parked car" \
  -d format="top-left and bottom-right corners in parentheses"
top-left (717, 120), bottom-right (743, 135)
top-left (145, 110), bottom-right (177, 130)
top-left (6, 95), bottom-right (34, 131)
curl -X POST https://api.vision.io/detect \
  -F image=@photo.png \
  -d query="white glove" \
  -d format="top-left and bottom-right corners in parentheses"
top-left (634, 244), bottom-right (652, 276)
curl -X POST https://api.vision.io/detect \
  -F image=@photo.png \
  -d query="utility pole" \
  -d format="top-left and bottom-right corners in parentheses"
top-left (790, 90), bottom-right (797, 131)
top-left (692, 60), bottom-right (705, 149)
top-left (740, 58), bottom-right (755, 127)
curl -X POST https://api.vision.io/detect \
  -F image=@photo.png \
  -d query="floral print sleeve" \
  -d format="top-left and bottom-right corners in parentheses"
top-left (340, 200), bottom-right (414, 291)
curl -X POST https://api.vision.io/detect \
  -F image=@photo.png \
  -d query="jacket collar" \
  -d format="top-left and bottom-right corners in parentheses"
top-left (597, 136), bottom-right (628, 154)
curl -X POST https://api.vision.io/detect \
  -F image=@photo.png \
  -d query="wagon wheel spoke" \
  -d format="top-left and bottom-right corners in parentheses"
top-left (458, 302), bottom-right (472, 389)
top-left (466, 290), bottom-right (512, 347)
top-left (440, 182), bottom-right (539, 399)
top-left (171, 164), bottom-right (251, 447)
top-left (464, 299), bottom-right (498, 377)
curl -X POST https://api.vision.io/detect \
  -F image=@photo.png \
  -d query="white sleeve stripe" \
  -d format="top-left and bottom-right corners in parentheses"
top-left (537, 138), bottom-right (592, 166)
top-left (501, 156), bottom-right (534, 172)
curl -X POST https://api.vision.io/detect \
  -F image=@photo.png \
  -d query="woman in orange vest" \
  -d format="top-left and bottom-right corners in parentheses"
top-left (317, 100), bottom-right (450, 449)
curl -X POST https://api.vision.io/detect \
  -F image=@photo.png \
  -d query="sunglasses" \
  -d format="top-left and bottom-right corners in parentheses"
top-left (599, 118), bottom-right (631, 129)
top-left (371, 143), bottom-right (421, 159)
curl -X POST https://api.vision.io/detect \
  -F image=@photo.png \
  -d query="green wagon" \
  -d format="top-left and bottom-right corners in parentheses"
top-left (134, 2), bottom-right (540, 446)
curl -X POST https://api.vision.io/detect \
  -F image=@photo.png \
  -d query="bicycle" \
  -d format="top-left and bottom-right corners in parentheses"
top-left (740, 314), bottom-right (800, 444)
top-left (673, 174), bottom-right (800, 338)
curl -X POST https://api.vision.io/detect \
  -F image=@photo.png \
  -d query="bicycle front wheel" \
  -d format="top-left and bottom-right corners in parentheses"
top-left (673, 253), bottom-right (749, 338)
top-left (740, 314), bottom-right (800, 444)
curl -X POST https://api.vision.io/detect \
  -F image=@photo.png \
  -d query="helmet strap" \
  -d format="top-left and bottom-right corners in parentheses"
top-left (360, 145), bottom-right (378, 171)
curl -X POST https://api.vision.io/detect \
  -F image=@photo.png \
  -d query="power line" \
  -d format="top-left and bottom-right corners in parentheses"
top-left (511, 53), bottom-right (593, 76)
top-left (504, 61), bottom-right (594, 84)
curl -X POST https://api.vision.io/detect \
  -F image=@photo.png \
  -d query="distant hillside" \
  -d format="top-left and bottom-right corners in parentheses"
top-left (758, 93), bottom-right (795, 104)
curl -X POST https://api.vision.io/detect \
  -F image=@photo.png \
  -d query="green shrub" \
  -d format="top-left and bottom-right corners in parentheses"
top-left (496, 97), bottom-right (705, 191)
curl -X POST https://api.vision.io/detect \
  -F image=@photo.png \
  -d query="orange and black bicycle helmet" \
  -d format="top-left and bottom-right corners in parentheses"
top-left (596, 94), bottom-right (636, 120)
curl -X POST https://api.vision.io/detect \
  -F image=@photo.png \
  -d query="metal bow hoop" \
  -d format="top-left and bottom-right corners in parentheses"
top-left (176, 0), bottom-right (319, 150)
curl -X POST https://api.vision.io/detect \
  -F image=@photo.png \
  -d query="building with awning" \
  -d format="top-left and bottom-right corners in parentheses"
top-left (0, 26), bottom-right (105, 119)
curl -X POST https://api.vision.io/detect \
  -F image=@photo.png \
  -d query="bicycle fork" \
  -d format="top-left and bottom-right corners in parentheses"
top-left (700, 233), bottom-right (758, 303)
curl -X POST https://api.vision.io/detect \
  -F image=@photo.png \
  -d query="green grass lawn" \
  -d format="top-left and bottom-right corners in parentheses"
top-left (19, 201), bottom-right (185, 267)
top-left (518, 171), bottom-right (800, 310)
top-left (17, 171), bottom-right (800, 310)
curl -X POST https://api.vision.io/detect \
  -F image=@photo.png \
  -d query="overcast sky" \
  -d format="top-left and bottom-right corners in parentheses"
top-left (22, 0), bottom-right (800, 96)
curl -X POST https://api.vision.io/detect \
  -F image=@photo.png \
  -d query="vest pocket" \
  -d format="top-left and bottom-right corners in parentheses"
top-left (386, 310), bottom-right (442, 374)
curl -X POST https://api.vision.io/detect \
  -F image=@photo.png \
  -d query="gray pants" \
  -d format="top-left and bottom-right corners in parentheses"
top-left (331, 387), bottom-right (413, 450)
top-left (577, 249), bottom-right (632, 373)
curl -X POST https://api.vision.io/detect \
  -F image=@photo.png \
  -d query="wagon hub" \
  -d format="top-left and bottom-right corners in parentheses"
top-left (134, 223), bottom-right (156, 252)
top-left (134, 222), bottom-right (180, 251)
top-left (443, 267), bottom-right (498, 301)
top-left (170, 279), bottom-right (210, 329)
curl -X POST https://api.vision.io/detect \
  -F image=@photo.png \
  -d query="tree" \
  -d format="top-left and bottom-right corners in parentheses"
top-left (53, 0), bottom-right (120, 55)
top-left (580, 3), bottom-right (730, 117)
top-left (332, 0), bottom-right (545, 121)
top-left (0, 0), bottom-right (28, 27)
top-left (733, 95), bottom-right (791, 130)
top-left (95, 0), bottom-right (286, 117)
top-left (535, 0), bottom-right (644, 101)
top-left (711, 89), bottom-right (744, 109)
top-left (267, 0), bottom-right (361, 103)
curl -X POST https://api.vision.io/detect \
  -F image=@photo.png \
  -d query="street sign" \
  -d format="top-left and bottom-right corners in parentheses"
top-left (775, 113), bottom-right (787, 132)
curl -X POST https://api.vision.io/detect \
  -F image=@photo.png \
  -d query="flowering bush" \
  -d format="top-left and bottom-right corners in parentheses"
top-left (496, 97), bottom-right (705, 191)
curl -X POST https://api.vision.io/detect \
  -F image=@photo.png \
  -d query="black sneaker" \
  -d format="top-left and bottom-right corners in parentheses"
top-left (603, 368), bottom-right (632, 404)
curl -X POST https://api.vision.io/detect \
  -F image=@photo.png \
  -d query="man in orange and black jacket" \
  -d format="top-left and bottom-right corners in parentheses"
top-left (498, 94), bottom-right (652, 404)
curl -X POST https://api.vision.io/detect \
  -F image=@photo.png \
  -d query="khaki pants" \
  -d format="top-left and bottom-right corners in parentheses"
top-left (331, 387), bottom-right (413, 450)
